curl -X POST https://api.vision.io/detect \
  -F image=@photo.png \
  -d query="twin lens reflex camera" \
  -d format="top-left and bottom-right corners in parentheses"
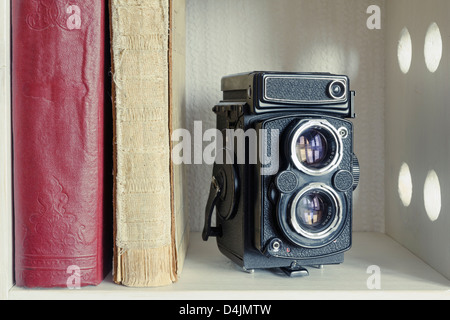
top-left (203, 72), bottom-right (359, 277)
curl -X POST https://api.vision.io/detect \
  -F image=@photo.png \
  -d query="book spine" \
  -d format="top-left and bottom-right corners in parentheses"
top-left (0, 0), bottom-right (13, 298)
top-left (169, 0), bottom-right (189, 280)
top-left (12, 0), bottom-right (105, 288)
top-left (110, 0), bottom-right (176, 287)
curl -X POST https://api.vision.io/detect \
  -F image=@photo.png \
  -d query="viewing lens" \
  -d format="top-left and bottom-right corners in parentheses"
top-left (297, 129), bottom-right (328, 167)
top-left (291, 120), bottom-right (343, 176)
top-left (293, 125), bottom-right (339, 174)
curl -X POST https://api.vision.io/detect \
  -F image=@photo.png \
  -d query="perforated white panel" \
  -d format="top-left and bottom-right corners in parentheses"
top-left (385, 0), bottom-right (450, 280)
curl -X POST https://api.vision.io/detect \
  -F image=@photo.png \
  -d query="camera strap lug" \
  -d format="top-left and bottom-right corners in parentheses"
top-left (202, 176), bottom-right (223, 241)
top-left (350, 90), bottom-right (356, 118)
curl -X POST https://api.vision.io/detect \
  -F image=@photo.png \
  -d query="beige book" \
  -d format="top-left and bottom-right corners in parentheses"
top-left (110, 0), bottom-right (188, 287)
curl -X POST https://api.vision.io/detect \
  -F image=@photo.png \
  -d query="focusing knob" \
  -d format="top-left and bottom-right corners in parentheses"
top-left (333, 170), bottom-right (354, 192)
top-left (352, 154), bottom-right (360, 191)
top-left (275, 171), bottom-right (298, 194)
top-left (213, 149), bottom-right (240, 221)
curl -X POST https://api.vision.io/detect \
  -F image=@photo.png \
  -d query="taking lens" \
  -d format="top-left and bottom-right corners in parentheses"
top-left (287, 184), bottom-right (343, 243)
top-left (295, 191), bottom-right (334, 233)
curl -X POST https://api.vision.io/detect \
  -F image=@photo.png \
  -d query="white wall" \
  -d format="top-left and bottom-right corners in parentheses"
top-left (186, 0), bottom-right (386, 232)
top-left (385, 0), bottom-right (450, 280)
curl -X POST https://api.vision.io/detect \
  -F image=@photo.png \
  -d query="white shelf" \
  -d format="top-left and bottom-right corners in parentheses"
top-left (7, 232), bottom-right (450, 300)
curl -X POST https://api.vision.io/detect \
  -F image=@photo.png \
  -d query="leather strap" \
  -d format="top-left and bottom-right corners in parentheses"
top-left (202, 176), bottom-right (223, 241)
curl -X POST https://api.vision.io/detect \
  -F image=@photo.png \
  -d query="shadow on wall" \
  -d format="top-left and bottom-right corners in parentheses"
top-left (185, 0), bottom-right (384, 232)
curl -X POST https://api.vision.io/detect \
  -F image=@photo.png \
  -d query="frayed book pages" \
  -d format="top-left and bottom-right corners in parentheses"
top-left (110, 0), bottom-right (188, 287)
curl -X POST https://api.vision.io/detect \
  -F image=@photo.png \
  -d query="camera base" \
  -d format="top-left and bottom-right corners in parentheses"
top-left (280, 265), bottom-right (309, 278)
top-left (241, 266), bottom-right (255, 274)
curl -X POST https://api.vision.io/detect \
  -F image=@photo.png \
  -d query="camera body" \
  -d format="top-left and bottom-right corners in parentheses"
top-left (203, 72), bottom-right (359, 276)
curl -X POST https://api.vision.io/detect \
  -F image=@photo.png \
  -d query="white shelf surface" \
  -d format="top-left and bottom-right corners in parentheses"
top-left (8, 232), bottom-right (450, 300)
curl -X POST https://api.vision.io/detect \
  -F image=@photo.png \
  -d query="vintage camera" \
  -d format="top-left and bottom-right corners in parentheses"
top-left (203, 72), bottom-right (359, 276)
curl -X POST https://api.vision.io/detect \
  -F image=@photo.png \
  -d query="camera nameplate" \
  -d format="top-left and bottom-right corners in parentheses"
top-left (263, 74), bottom-right (348, 105)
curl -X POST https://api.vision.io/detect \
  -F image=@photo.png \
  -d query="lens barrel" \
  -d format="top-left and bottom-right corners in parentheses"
top-left (290, 120), bottom-right (343, 176)
top-left (295, 191), bottom-right (333, 233)
top-left (289, 184), bottom-right (342, 242)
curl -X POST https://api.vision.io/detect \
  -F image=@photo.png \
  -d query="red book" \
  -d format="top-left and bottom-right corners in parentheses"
top-left (12, 0), bottom-right (106, 288)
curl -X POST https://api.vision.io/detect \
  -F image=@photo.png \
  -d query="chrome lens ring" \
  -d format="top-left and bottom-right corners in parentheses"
top-left (290, 120), bottom-right (343, 176)
top-left (290, 183), bottom-right (343, 241)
